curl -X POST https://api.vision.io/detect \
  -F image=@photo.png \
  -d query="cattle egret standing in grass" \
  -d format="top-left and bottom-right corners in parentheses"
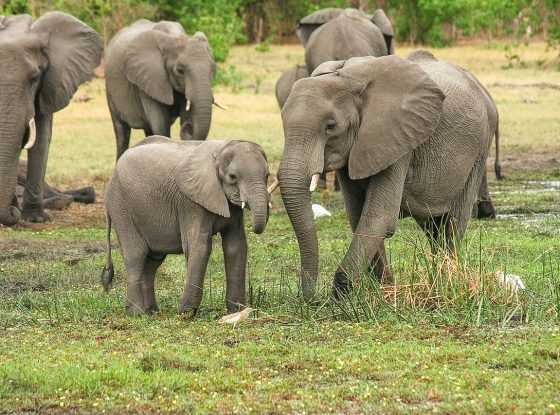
top-left (219, 307), bottom-right (255, 328)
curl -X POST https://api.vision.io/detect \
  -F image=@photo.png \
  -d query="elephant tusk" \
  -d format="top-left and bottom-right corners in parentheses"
top-left (267, 177), bottom-right (279, 194)
top-left (185, 99), bottom-right (191, 112)
top-left (241, 201), bottom-right (246, 209)
top-left (268, 201), bottom-right (273, 209)
top-left (24, 119), bottom-right (37, 150)
top-left (213, 100), bottom-right (228, 110)
top-left (309, 173), bottom-right (320, 192)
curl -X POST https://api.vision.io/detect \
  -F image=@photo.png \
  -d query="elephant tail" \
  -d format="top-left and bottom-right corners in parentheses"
top-left (494, 114), bottom-right (503, 180)
top-left (100, 212), bottom-right (115, 292)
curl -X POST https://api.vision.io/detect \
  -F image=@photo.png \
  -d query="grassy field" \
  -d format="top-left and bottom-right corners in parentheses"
top-left (1, 43), bottom-right (560, 414)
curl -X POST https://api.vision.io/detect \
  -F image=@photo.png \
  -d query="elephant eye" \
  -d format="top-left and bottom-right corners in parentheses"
top-left (325, 119), bottom-right (337, 132)
top-left (176, 66), bottom-right (185, 75)
top-left (227, 173), bottom-right (237, 183)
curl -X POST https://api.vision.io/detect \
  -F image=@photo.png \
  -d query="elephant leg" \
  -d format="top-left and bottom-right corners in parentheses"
top-left (178, 219), bottom-right (213, 315)
top-left (22, 113), bottom-right (53, 223)
top-left (222, 220), bottom-right (248, 312)
top-left (142, 252), bottom-right (166, 314)
top-left (112, 213), bottom-right (150, 314)
top-left (443, 158), bottom-right (489, 254)
top-left (333, 156), bottom-right (410, 298)
top-left (475, 171), bottom-right (496, 219)
top-left (140, 93), bottom-right (172, 138)
top-left (109, 105), bottom-right (131, 161)
top-left (368, 244), bottom-right (393, 285)
top-left (416, 214), bottom-right (450, 253)
top-left (336, 167), bottom-right (366, 232)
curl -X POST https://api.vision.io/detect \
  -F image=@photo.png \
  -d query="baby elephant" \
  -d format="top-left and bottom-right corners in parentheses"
top-left (101, 137), bottom-right (272, 315)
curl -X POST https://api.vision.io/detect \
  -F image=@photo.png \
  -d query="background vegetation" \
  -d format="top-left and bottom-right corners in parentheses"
top-left (1, 0), bottom-right (559, 62)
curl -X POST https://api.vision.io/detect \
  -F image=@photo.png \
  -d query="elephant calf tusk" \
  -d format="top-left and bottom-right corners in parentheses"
top-left (267, 177), bottom-right (279, 194)
top-left (24, 119), bottom-right (37, 150)
top-left (241, 201), bottom-right (246, 209)
top-left (309, 173), bottom-right (320, 192)
top-left (213, 100), bottom-right (228, 110)
top-left (185, 99), bottom-right (191, 112)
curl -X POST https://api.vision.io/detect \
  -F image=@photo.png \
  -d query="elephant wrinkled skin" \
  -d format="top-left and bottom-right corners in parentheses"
top-left (101, 137), bottom-right (271, 315)
top-left (278, 51), bottom-right (499, 300)
top-left (0, 13), bottom-right (102, 226)
top-left (105, 19), bottom-right (217, 160)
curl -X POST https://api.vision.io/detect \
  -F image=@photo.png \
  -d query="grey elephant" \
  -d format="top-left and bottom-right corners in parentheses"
top-left (298, 8), bottom-right (394, 73)
top-left (275, 65), bottom-right (309, 109)
top-left (105, 20), bottom-right (221, 159)
top-left (0, 12), bottom-right (102, 226)
top-left (16, 160), bottom-right (95, 210)
top-left (101, 137), bottom-right (272, 315)
top-left (288, 8), bottom-right (394, 191)
top-left (278, 51), bottom-right (499, 300)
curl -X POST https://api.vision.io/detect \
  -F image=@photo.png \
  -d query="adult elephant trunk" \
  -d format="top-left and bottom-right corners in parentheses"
top-left (246, 183), bottom-right (269, 234)
top-left (186, 79), bottom-right (213, 141)
top-left (0, 94), bottom-right (27, 226)
top-left (278, 142), bottom-right (320, 300)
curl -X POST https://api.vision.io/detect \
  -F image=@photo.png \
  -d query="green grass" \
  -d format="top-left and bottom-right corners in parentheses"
top-left (1, 43), bottom-right (560, 413)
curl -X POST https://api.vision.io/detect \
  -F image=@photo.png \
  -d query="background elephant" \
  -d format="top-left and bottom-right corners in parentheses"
top-left (0, 12), bottom-right (102, 226)
top-left (291, 8), bottom-right (394, 190)
top-left (275, 65), bottom-right (309, 109)
top-left (278, 52), bottom-right (498, 300)
top-left (101, 137), bottom-right (272, 315)
top-left (298, 8), bottom-right (394, 73)
top-left (15, 161), bottom-right (95, 210)
top-left (105, 19), bottom-right (218, 159)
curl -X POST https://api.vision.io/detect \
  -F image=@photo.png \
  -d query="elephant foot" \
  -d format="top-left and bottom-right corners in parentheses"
top-left (64, 186), bottom-right (96, 204)
top-left (44, 195), bottom-right (73, 210)
top-left (178, 305), bottom-right (198, 319)
top-left (332, 271), bottom-right (352, 300)
top-left (126, 302), bottom-right (147, 316)
top-left (477, 200), bottom-right (496, 219)
top-left (22, 207), bottom-right (51, 223)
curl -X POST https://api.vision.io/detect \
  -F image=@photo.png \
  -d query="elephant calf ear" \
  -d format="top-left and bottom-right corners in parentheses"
top-left (345, 55), bottom-right (445, 180)
top-left (174, 141), bottom-right (230, 218)
top-left (31, 12), bottom-right (103, 114)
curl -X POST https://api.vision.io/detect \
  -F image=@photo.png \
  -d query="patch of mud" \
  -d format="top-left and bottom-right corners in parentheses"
top-left (486, 152), bottom-right (560, 175)
top-left (0, 238), bottom-right (108, 263)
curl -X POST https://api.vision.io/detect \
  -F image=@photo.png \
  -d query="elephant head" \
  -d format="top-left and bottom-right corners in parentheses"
top-left (124, 28), bottom-right (216, 141)
top-left (279, 55), bottom-right (445, 299)
top-left (175, 141), bottom-right (271, 234)
top-left (0, 12), bottom-right (102, 226)
top-left (297, 8), bottom-right (394, 54)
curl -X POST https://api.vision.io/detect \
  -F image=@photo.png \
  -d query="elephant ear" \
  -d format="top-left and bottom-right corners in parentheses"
top-left (124, 29), bottom-right (175, 106)
top-left (31, 12), bottom-right (103, 114)
top-left (311, 59), bottom-right (345, 77)
top-left (297, 8), bottom-right (343, 46)
top-left (341, 55), bottom-right (445, 180)
top-left (0, 14), bottom-right (32, 34)
top-left (174, 141), bottom-right (230, 218)
top-left (370, 9), bottom-right (394, 54)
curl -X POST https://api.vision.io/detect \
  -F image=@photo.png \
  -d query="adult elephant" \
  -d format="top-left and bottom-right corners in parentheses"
top-left (275, 65), bottom-right (309, 109)
top-left (106, 20), bottom-right (220, 159)
top-left (0, 12), bottom-right (102, 226)
top-left (292, 8), bottom-right (394, 190)
top-left (278, 51), bottom-right (499, 300)
top-left (298, 8), bottom-right (394, 73)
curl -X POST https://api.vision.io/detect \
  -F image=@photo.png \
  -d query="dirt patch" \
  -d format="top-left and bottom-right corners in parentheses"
top-left (0, 238), bottom-right (108, 263)
top-left (487, 152), bottom-right (560, 176)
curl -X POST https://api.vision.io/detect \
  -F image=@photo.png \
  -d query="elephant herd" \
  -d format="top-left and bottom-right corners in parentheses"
top-left (1, 9), bottom-right (503, 314)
